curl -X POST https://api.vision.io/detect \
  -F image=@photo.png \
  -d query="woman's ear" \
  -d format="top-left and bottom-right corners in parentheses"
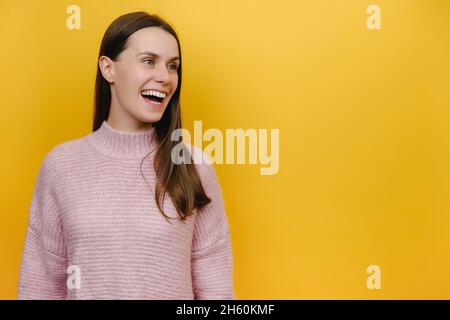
top-left (98, 56), bottom-right (115, 83)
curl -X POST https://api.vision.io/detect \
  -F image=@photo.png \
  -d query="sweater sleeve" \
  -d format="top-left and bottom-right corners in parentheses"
top-left (17, 153), bottom-right (68, 300)
top-left (191, 148), bottom-right (234, 300)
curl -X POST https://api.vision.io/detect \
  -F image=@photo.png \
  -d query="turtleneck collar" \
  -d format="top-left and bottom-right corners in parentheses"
top-left (87, 120), bottom-right (158, 160)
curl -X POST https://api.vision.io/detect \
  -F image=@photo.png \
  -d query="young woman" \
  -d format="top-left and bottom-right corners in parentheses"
top-left (17, 11), bottom-right (234, 300)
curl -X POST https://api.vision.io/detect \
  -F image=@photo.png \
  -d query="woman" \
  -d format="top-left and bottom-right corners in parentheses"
top-left (17, 11), bottom-right (234, 300)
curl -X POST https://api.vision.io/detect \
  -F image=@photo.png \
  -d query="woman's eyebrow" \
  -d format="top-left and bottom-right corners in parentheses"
top-left (136, 51), bottom-right (180, 61)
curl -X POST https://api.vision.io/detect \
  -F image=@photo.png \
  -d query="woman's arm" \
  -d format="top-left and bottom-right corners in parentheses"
top-left (191, 147), bottom-right (234, 300)
top-left (17, 153), bottom-right (68, 300)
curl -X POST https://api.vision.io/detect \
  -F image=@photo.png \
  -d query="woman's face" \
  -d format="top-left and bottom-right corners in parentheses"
top-left (99, 27), bottom-right (180, 130)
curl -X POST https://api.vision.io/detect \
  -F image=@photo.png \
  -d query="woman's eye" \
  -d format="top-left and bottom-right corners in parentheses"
top-left (143, 59), bottom-right (177, 71)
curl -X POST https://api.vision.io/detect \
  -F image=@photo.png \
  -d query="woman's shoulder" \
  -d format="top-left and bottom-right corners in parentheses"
top-left (188, 144), bottom-right (212, 166)
top-left (37, 135), bottom-right (90, 180)
top-left (45, 135), bottom-right (88, 163)
top-left (185, 143), bottom-right (219, 183)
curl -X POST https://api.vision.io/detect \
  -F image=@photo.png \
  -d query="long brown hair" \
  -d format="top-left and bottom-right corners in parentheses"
top-left (93, 11), bottom-right (211, 222)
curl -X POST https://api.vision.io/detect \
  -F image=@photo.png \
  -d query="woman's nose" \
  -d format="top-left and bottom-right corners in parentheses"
top-left (154, 64), bottom-right (170, 82)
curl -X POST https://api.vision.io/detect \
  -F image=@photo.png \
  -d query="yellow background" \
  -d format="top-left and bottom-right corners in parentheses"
top-left (1, 0), bottom-right (450, 299)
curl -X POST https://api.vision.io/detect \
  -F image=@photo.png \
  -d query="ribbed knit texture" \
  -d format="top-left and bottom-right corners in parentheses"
top-left (17, 120), bottom-right (234, 300)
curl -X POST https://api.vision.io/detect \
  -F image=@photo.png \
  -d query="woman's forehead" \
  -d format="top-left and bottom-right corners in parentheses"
top-left (127, 27), bottom-right (179, 56)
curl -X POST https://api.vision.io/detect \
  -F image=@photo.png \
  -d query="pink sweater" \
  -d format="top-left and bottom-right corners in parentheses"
top-left (18, 120), bottom-right (234, 300)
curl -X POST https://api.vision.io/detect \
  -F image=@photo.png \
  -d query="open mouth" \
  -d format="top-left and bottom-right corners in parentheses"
top-left (141, 89), bottom-right (167, 105)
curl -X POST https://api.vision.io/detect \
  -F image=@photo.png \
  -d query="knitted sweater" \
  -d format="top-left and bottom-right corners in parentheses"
top-left (17, 120), bottom-right (234, 300)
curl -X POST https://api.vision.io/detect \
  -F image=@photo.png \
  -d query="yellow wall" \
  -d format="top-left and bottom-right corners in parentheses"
top-left (1, 0), bottom-right (450, 299)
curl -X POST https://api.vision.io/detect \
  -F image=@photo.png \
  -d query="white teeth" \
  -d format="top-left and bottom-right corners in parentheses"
top-left (141, 90), bottom-right (167, 98)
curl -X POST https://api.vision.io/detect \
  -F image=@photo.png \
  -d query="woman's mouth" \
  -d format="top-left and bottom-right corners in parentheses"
top-left (141, 89), bottom-right (167, 106)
